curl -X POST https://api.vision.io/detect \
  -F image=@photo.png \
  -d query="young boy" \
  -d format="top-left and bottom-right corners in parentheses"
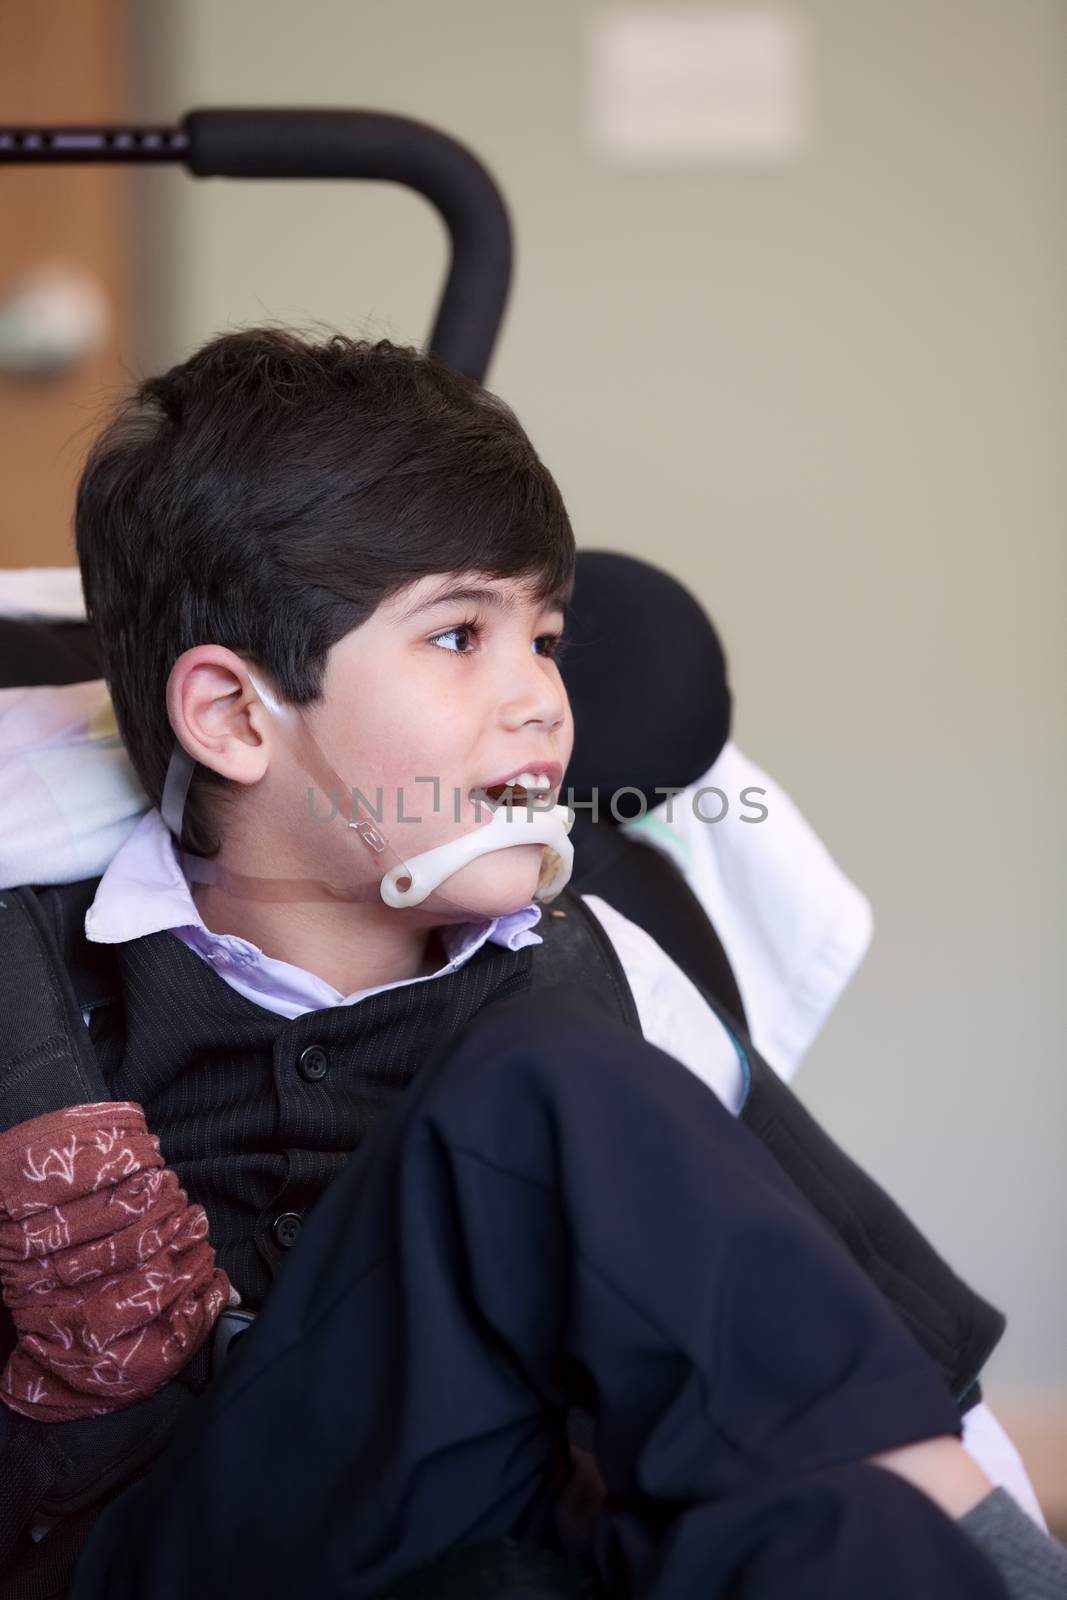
top-left (0, 330), bottom-right (1059, 1599)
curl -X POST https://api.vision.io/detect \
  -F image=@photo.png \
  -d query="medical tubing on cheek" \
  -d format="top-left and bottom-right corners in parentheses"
top-left (159, 669), bottom-right (575, 910)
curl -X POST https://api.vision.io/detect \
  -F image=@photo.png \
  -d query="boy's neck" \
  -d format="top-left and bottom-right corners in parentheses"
top-left (189, 879), bottom-right (448, 997)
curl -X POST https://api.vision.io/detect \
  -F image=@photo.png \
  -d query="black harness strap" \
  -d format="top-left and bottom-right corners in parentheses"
top-left (0, 888), bottom-right (110, 1119)
top-left (532, 891), bottom-right (1005, 1415)
top-left (734, 1040), bottom-right (1004, 1412)
top-left (0, 883), bottom-right (213, 1582)
top-left (527, 890), bottom-right (641, 1032)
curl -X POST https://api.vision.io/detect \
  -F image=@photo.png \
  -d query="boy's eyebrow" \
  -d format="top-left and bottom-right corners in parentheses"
top-left (398, 583), bottom-right (569, 621)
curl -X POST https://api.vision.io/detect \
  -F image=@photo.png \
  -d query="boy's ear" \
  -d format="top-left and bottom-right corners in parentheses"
top-left (166, 646), bottom-right (272, 785)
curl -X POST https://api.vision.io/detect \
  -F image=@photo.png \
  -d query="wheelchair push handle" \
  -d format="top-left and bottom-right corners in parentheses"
top-left (0, 108), bottom-right (512, 381)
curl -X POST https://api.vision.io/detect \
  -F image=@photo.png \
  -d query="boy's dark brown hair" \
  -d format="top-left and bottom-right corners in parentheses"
top-left (75, 328), bottom-right (575, 857)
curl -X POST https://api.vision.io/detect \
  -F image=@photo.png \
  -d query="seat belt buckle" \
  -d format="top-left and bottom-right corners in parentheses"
top-left (212, 1307), bottom-right (256, 1377)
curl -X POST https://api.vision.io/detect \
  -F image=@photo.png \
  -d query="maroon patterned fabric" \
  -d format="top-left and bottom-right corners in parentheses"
top-left (0, 1101), bottom-right (230, 1422)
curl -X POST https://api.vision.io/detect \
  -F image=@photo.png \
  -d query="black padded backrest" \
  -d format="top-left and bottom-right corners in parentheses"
top-left (0, 617), bottom-right (101, 688)
top-left (564, 550), bottom-right (731, 811)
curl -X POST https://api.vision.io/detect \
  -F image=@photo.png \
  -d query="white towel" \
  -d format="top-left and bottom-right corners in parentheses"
top-left (621, 740), bottom-right (873, 1083)
top-left (0, 566), bottom-right (87, 621)
top-left (0, 680), bottom-right (147, 888)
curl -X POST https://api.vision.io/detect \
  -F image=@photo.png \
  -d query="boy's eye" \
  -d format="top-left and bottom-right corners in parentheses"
top-left (429, 621), bottom-right (480, 656)
top-left (429, 619), bottom-right (567, 662)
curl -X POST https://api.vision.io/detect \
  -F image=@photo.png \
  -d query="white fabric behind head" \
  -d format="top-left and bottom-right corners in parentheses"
top-left (621, 742), bottom-right (872, 1080)
top-left (0, 680), bottom-right (147, 887)
top-left (0, 566), bottom-right (88, 622)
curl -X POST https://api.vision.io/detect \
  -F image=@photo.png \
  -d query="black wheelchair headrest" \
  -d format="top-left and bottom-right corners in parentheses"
top-left (564, 550), bottom-right (732, 820)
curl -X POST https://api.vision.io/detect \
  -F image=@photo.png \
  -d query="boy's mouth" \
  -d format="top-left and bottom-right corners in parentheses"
top-left (469, 772), bottom-right (559, 810)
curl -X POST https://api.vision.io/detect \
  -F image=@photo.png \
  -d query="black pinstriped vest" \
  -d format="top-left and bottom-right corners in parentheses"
top-left (83, 908), bottom-right (537, 1311)
top-left (0, 885), bottom-right (614, 1595)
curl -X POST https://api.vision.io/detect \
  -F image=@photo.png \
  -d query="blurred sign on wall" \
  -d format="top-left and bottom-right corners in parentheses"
top-left (587, 3), bottom-right (809, 167)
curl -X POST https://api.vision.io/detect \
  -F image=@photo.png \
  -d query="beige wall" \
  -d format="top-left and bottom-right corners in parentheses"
top-left (131, 0), bottom-right (1066, 1399)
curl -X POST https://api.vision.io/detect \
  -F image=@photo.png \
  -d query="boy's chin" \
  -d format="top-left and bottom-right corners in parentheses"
top-left (429, 844), bottom-right (547, 921)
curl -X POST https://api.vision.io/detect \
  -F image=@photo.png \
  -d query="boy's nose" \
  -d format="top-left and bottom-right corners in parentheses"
top-left (497, 658), bottom-right (568, 735)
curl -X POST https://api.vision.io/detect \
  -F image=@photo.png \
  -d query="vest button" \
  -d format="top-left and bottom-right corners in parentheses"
top-left (297, 1045), bottom-right (329, 1082)
top-left (272, 1212), bottom-right (302, 1250)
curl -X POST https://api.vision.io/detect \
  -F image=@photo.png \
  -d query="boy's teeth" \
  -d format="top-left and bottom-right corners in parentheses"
top-left (472, 772), bottom-right (553, 804)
